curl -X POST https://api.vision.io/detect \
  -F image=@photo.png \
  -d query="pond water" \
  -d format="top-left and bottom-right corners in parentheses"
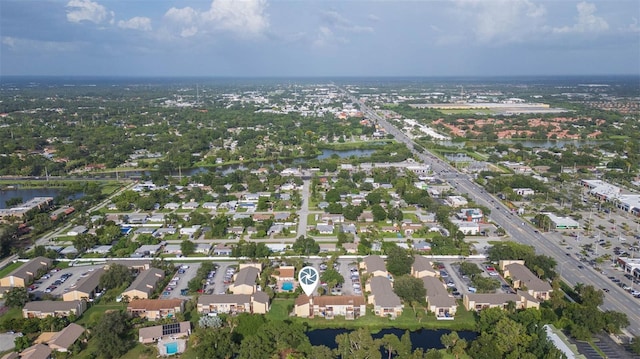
top-left (317, 149), bottom-right (377, 160)
top-left (0, 188), bottom-right (65, 208)
top-left (307, 328), bottom-right (477, 351)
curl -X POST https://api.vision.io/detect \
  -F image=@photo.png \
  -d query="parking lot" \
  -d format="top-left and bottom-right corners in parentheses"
top-left (165, 263), bottom-right (201, 299)
top-left (31, 264), bottom-right (104, 299)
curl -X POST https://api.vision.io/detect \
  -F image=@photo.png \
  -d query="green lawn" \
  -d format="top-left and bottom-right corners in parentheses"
top-left (0, 262), bottom-right (22, 277)
top-left (75, 302), bottom-right (127, 326)
top-left (100, 184), bottom-right (122, 196)
top-left (267, 298), bottom-right (476, 331)
top-left (307, 214), bottom-right (318, 225)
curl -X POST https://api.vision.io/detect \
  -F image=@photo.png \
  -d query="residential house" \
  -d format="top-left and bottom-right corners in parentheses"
top-left (197, 292), bottom-right (270, 315)
top-left (500, 260), bottom-right (553, 300)
top-left (358, 212), bottom-right (373, 223)
top-left (17, 344), bottom-right (52, 359)
top-left (213, 244), bottom-right (233, 256)
top-left (422, 277), bottom-right (457, 319)
top-left (319, 213), bottom-right (344, 223)
top-left (202, 202), bottom-right (218, 210)
top-left (294, 294), bottom-right (366, 319)
top-left (273, 212), bottom-right (291, 222)
top-left (1, 257), bottom-right (52, 288)
top-left (341, 223), bottom-right (357, 235)
top-left (413, 241), bottom-right (432, 252)
top-left (121, 268), bottom-right (165, 300)
top-left (411, 256), bottom-right (436, 278)
top-left (195, 243), bottom-right (211, 254)
top-left (367, 277), bottom-right (403, 319)
top-left (23, 300), bottom-right (86, 319)
top-left (138, 321), bottom-right (191, 344)
top-left (127, 299), bottom-right (184, 321)
top-left (360, 255), bottom-right (388, 278)
top-left (63, 268), bottom-right (104, 301)
top-left (66, 226), bottom-right (87, 236)
top-left (342, 243), bottom-right (358, 254)
top-left (463, 292), bottom-right (540, 312)
top-left (164, 202), bottom-right (180, 210)
top-left (182, 201), bottom-right (199, 210)
top-left (229, 267), bottom-right (259, 295)
top-left (402, 223), bottom-right (423, 236)
top-left (315, 224), bottom-right (334, 235)
top-left (47, 323), bottom-right (85, 352)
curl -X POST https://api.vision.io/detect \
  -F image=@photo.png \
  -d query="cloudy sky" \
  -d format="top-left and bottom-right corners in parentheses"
top-left (1, 0), bottom-right (639, 77)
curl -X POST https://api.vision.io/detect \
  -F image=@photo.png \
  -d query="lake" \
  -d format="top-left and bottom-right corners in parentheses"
top-left (0, 188), bottom-right (64, 208)
top-left (307, 328), bottom-right (477, 351)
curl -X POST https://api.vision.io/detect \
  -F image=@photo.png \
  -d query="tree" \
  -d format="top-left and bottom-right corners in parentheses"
top-left (371, 204), bottom-right (387, 222)
top-left (198, 315), bottom-right (223, 329)
top-left (386, 245), bottom-right (413, 276)
top-left (631, 336), bottom-right (640, 355)
top-left (5, 287), bottom-right (28, 308)
top-left (99, 263), bottom-right (133, 290)
top-left (320, 268), bottom-right (345, 290)
top-left (458, 261), bottom-right (482, 277)
top-left (392, 275), bottom-right (426, 311)
top-left (309, 345), bottom-right (335, 359)
top-left (180, 239), bottom-right (196, 256)
top-left (380, 333), bottom-right (401, 359)
top-left (440, 331), bottom-right (460, 351)
top-left (292, 235), bottom-right (320, 255)
top-left (94, 310), bottom-right (133, 359)
top-left (603, 311), bottom-right (629, 334)
top-left (335, 327), bottom-right (381, 359)
top-left (195, 328), bottom-right (238, 359)
top-left (14, 335), bottom-right (31, 351)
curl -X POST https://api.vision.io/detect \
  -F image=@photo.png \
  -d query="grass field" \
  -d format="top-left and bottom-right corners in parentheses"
top-left (0, 262), bottom-right (22, 277)
top-left (75, 302), bottom-right (127, 326)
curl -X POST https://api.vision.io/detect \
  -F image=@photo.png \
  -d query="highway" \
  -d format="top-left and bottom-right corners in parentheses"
top-left (343, 88), bottom-right (640, 336)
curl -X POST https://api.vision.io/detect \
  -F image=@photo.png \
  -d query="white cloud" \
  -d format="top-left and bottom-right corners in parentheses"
top-left (2, 36), bottom-right (81, 52)
top-left (553, 2), bottom-right (609, 34)
top-left (66, 0), bottom-right (112, 24)
top-left (163, 0), bottom-right (269, 39)
top-left (368, 14), bottom-right (380, 22)
top-left (321, 10), bottom-right (373, 33)
top-left (165, 7), bottom-right (199, 24)
top-left (118, 17), bottom-right (152, 32)
top-left (202, 0), bottom-right (269, 36)
top-left (450, 0), bottom-right (547, 44)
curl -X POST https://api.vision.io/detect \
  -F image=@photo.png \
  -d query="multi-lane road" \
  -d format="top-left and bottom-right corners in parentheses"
top-left (345, 89), bottom-right (640, 336)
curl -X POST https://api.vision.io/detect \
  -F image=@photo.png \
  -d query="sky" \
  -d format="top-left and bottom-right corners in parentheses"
top-left (1, 0), bottom-right (639, 77)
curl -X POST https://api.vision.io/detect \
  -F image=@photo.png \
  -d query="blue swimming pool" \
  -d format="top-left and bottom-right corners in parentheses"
top-left (165, 342), bottom-right (178, 355)
top-left (282, 281), bottom-right (294, 291)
